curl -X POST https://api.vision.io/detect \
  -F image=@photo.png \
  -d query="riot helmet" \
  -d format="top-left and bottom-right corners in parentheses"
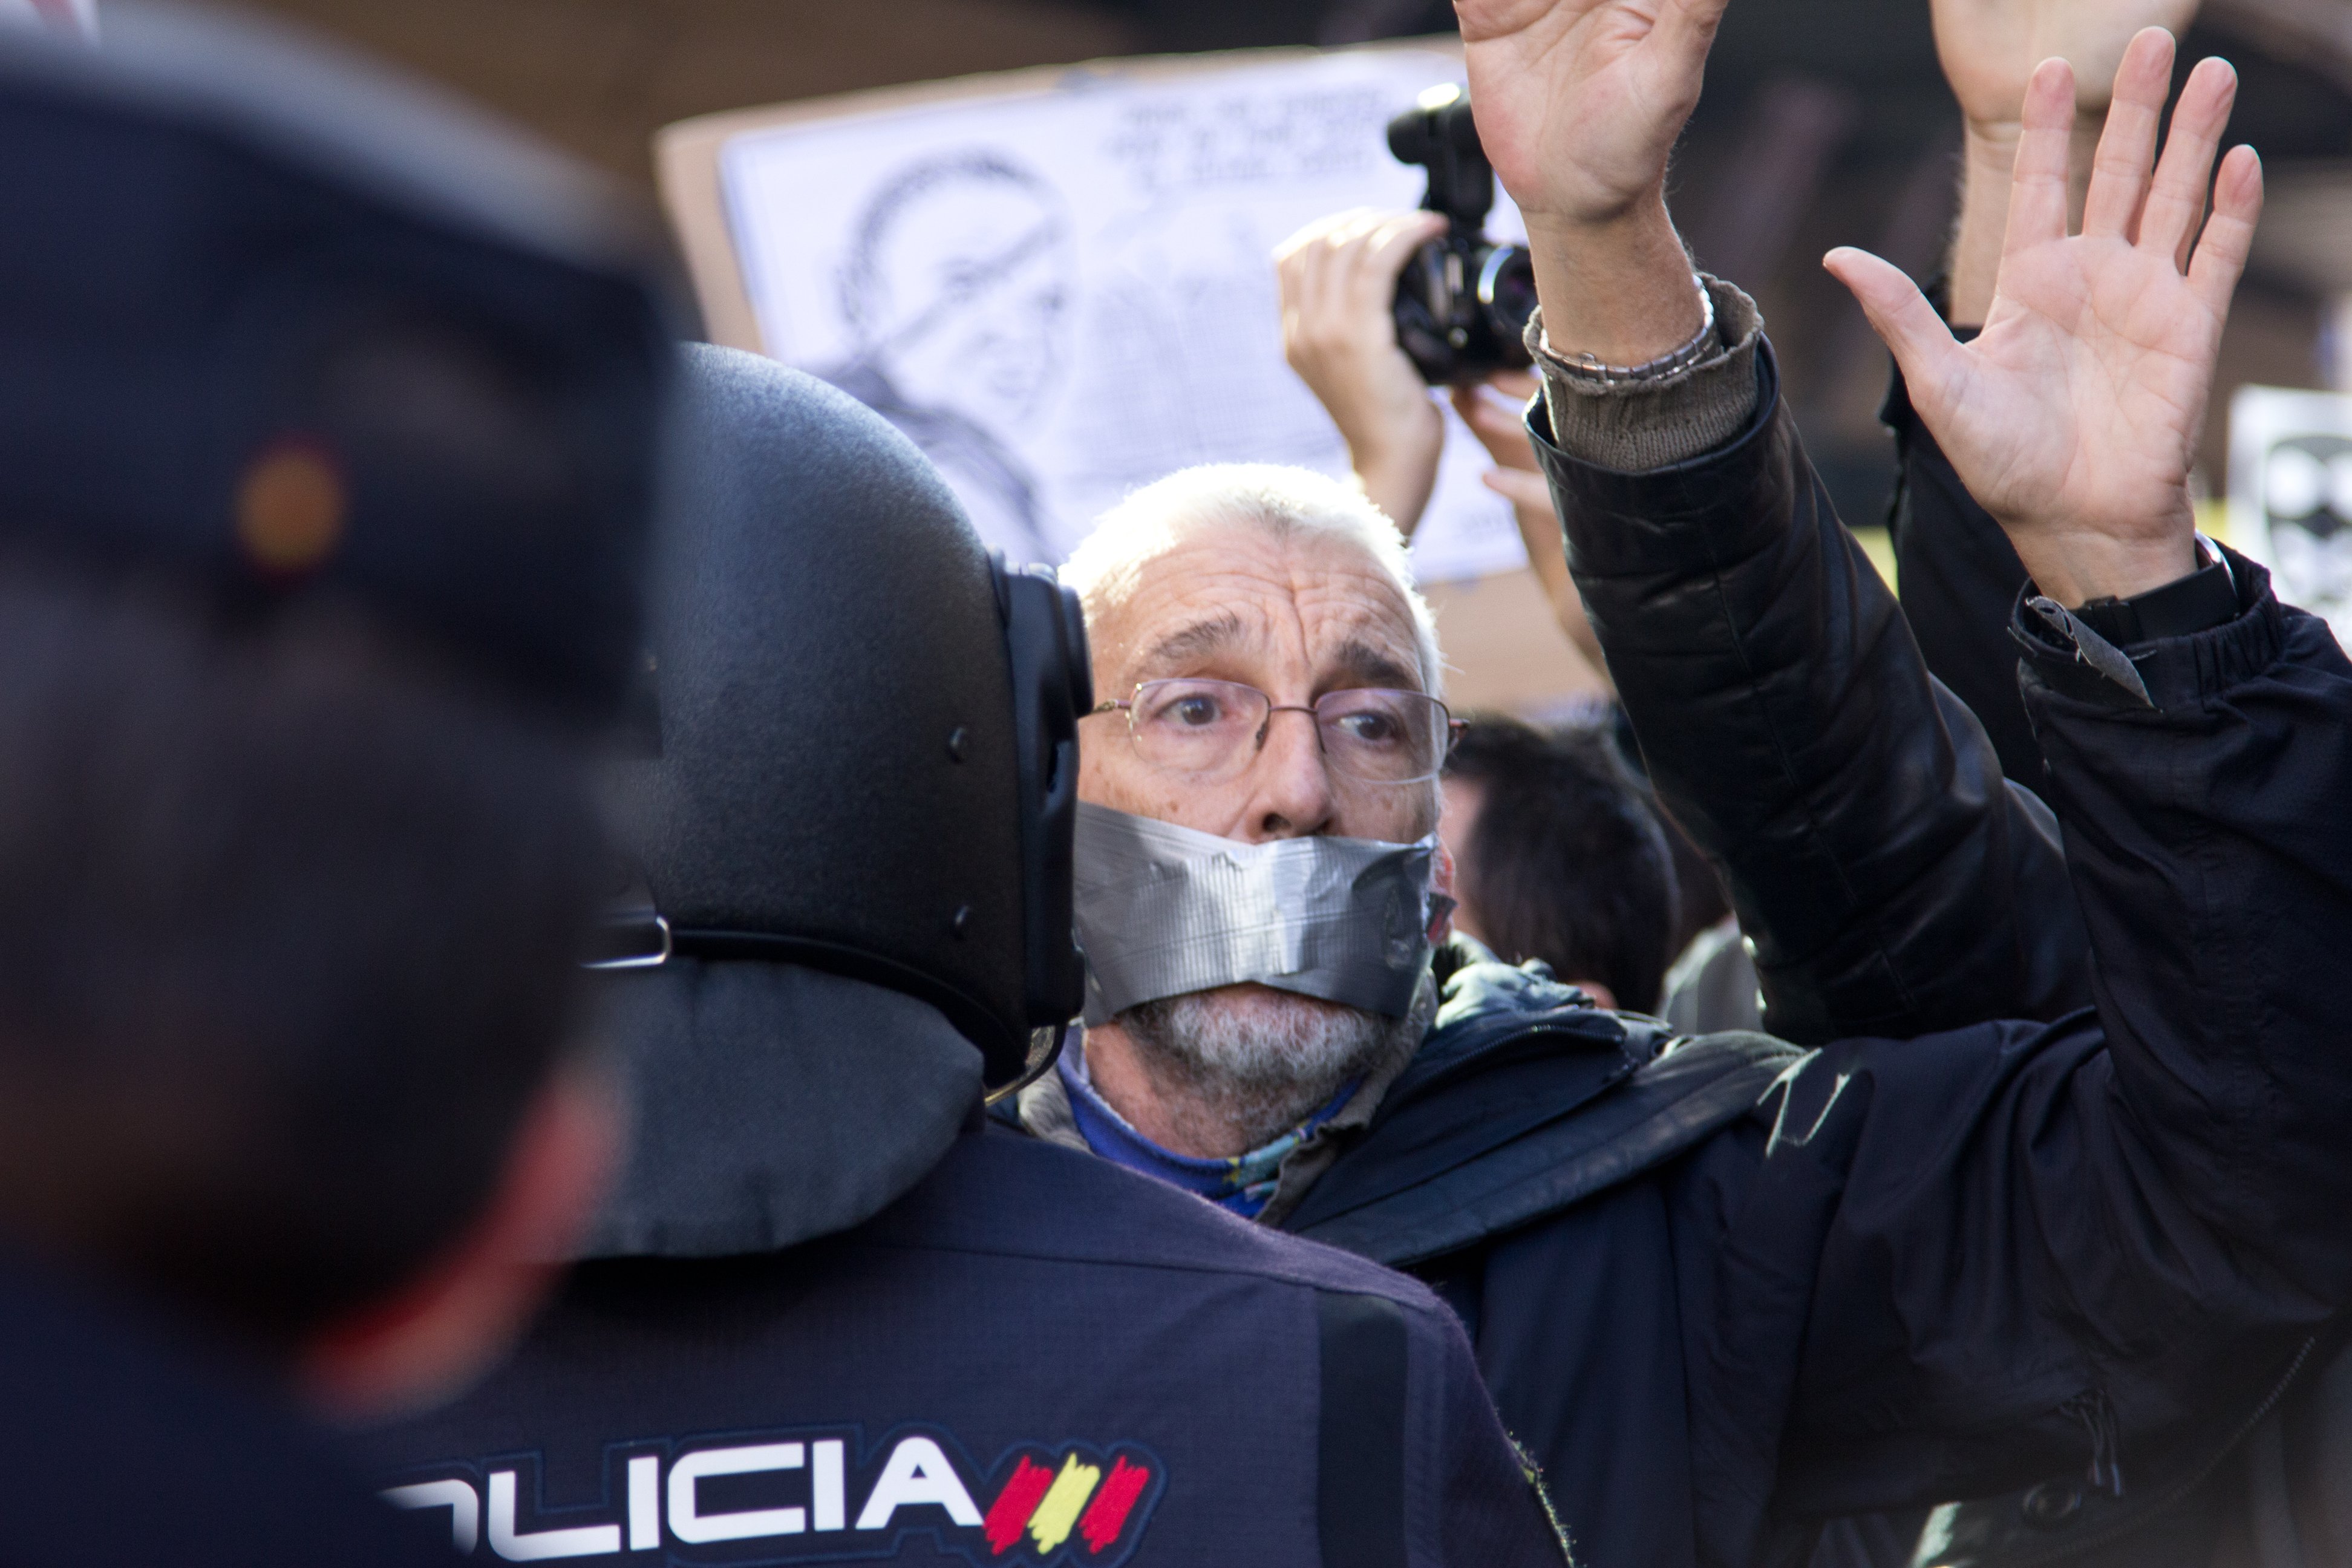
top-left (605, 344), bottom-right (1088, 1090)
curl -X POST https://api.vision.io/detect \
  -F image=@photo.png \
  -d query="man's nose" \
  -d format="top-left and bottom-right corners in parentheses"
top-left (1243, 707), bottom-right (1336, 840)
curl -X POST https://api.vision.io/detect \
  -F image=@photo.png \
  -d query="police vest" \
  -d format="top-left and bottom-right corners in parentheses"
top-left (356, 1128), bottom-right (1566, 1567)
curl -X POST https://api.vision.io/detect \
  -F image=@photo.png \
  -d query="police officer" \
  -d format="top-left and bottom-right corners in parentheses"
top-left (0, 11), bottom-right (675, 1563)
top-left (356, 345), bottom-right (1566, 1567)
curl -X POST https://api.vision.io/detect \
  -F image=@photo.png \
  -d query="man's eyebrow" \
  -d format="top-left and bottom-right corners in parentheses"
top-left (1136, 613), bottom-right (1249, 675)
top-left (1327, 637), bottom-right (1422, 692)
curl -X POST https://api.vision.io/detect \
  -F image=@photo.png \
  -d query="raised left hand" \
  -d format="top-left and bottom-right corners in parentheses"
top-left (1826, 29), bottom-right (2260, 605)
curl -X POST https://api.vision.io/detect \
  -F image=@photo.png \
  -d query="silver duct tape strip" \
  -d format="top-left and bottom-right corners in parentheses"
top-left (1073, 802), bottom-right (1439, 1025)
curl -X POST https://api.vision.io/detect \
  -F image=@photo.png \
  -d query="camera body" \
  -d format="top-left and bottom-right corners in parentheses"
top-left (1388, 85), bottom-right (1536, 386)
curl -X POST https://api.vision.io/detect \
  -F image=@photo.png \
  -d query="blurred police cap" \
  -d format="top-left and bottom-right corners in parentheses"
top-left (0, 2), bottom-right (688, 718)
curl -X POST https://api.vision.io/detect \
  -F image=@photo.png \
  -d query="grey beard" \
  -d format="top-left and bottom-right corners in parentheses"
top-left (1116, 986), bottom-right (1421, 1151)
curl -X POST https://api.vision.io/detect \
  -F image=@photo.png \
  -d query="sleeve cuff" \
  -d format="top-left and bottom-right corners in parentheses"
top-left (1528, 276), bottom-right (1765, 473)
top-left (2011, 543), bottom-right (2285, 711)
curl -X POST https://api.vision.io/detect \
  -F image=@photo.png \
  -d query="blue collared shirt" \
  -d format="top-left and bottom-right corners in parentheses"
top-left (1057, 1044), bottom-right (1358, 1219)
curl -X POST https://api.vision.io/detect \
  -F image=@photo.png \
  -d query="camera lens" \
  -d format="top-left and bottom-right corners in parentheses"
top-left (1387, 87), bottom-right (1530, 384)
top-left (1475, 244), bottom-right (1537, 368)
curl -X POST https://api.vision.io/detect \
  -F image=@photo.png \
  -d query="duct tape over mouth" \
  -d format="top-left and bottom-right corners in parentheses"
top-left (1073, 802), bottom-right (1448, 1027)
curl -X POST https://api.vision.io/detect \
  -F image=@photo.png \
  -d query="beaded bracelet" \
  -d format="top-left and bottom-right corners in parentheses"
top-left (1545, 276), bottom-right (1718, 387)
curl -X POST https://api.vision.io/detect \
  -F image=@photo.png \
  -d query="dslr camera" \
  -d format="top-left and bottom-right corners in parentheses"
top-left (1388, 85), bottom-right (1536, 385)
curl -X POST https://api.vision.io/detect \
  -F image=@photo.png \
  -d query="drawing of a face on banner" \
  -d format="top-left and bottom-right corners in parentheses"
top-left (2229, 387), bottom-right (2352, 647)
top-left (843, 155), bottom-right (1076, 428)
top-left (817, 154), bottom-right (1076, 564)
top-left (720, 48), bottom-right (1535, 580)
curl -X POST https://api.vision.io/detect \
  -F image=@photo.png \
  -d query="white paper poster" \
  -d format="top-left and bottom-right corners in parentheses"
top-left (718, 47), bottom-right (1528, 581)
top-left (2228, 384), bottom-right (2352, 646)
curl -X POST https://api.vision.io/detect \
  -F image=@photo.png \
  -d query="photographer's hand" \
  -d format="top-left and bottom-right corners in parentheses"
top-left (1275, 209), bottom-right (1451, 532)
top-left (1457, 0), bottom-right (1726, 365)
top-left (1826, 31), bottom-right (2259, 606)
top-left (1453, 373), bottom-right (1611, 685)
top-left (1937, 0), bottom-right (2201, 324)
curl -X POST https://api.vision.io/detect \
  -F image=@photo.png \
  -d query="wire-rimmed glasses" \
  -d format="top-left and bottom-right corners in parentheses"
top-left (1087, 678), bottom-right (1462, 785)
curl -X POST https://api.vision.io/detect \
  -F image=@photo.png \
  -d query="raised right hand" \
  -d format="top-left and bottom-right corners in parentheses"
top-left (1456, 0), bottom-right (1728, 365)
top-left (1455, 0), bottom-right (1731, 230)
top-left (1827, 30), bottom-right (2261, 606)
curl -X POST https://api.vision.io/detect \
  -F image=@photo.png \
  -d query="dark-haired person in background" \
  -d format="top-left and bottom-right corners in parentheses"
top-left (1439, 714), bottom-right (1679, 1013)
top-left (0, 11), bottom-right (674, 1563)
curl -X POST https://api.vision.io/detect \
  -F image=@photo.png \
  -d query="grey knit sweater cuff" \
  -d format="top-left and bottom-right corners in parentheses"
top-left (1527, 276), bottom-right (1763, 472)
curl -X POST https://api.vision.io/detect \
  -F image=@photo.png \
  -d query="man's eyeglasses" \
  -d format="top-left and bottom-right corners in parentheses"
top-left (1086, 678), bottom-right (1463, 786)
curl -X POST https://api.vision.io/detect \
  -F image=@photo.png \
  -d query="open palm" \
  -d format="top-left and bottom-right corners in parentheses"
top-left (1457, 0), bottom-right (1729, 224)
top-left (1828, 30), bottom-right (2261, 603)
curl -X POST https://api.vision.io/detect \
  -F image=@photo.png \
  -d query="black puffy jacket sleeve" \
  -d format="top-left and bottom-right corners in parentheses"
top-left (1681, 560), bottom-right (2352, 1560)
top-left (1535, 347), bottom-right (2352, 1558)
top-left (1526, 346), bottom-right (2088, 1044)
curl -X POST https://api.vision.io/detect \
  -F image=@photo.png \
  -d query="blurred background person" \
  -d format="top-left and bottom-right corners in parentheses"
top-left (1439, 714), bottom-right (1679, 1014)
top-left (0, 10), bottom-right (673, 1561)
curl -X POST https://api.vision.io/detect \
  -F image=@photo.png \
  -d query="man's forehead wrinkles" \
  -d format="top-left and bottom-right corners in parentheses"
top-left (1282, 551), bottom-right (1419, 652)
top-left (1105, 527), bottom-right (1422, 689)
top-left (1140, 612), bottom-right (1253, 673)
top-left (1290, 586), bottom-right (1422, 680)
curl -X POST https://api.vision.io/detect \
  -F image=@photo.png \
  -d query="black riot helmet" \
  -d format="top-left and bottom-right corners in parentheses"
top-left (606, 345), bottom-right (1089, 1091)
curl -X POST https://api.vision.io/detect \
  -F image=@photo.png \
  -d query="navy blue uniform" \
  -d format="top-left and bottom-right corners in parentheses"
top-left (355, 1125), bottom-right (1566, 1566)
top-left (0, 1256), bottom-right (445, 1567)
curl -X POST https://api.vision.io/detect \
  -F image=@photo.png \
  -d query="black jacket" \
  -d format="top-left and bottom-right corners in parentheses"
top-left (1878, 357), bottom-right (2352, 1568)
top-left (1267, 344), bottom-right (2352, 1568)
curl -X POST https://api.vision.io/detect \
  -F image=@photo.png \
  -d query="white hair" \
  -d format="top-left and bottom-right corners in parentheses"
top-left (1058, 463), bottom-right (1446, 700)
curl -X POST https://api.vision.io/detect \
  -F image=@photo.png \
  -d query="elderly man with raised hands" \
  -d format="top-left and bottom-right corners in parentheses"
top-left (1005, 3), bottom-right (2352, 1566)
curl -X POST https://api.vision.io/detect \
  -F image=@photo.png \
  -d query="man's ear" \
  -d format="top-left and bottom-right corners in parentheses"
top-left (298, 1056), bottom-right (621, 1423)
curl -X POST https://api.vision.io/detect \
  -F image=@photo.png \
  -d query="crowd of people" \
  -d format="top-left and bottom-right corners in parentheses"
top-left (1, 0), bottom-right (2345, 1566)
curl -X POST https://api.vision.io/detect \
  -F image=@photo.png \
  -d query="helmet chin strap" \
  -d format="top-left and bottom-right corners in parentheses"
top-left (982, 1019), bottom-right (1071, 1109)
